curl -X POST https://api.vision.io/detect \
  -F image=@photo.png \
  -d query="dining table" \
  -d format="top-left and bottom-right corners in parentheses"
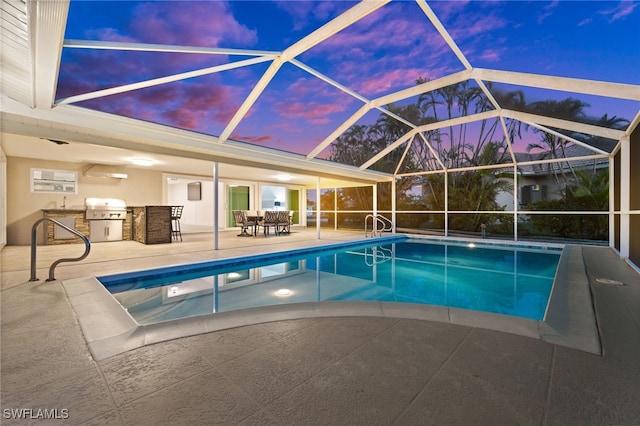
top-left (246, 215), bottom-right (263, 236)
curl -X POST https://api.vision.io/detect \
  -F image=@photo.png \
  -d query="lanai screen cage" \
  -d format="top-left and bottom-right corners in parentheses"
top-left (2, 0), bottom-right (638, 246)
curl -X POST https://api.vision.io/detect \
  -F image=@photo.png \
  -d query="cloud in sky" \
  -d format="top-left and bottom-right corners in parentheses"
top-left (130, 2), bottom-right (257, 47)
top-left (537, 1), bottom-right (559, 24)
top-left (61, 0), bottom-right (639, 156)
top-left (478, 48), bottom-right (502, 63)
top-left (275, 1), bottom-right (347, 32)
top-left (303, 3), bottom-right (457, 97)
top-left (232, 133), bottom-right (272, 144)
top-left (275, 100), bottom-right (346, 125)
top-left (579, 1), bottom-right (638, 26)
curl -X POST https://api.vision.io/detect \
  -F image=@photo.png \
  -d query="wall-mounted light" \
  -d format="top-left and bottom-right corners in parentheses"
top-left (130, 158), bottom-right (154, 166)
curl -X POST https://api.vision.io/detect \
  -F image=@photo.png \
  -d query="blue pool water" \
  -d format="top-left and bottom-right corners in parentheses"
top-left (99, 237), bottom-right (562, 325)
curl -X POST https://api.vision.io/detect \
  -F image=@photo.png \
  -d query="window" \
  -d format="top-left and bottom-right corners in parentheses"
top-left (31, 168), bottom-right (77, 194)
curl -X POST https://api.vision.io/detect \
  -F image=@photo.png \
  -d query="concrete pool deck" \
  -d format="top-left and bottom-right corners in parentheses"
top-left (2, 229), bottom-right (639, 424)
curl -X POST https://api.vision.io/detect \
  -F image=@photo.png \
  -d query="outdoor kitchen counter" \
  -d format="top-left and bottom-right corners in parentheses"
top-left (42, 209), bottom-right (132, 245)
top-left (130, 206), bottom-right (172, 245)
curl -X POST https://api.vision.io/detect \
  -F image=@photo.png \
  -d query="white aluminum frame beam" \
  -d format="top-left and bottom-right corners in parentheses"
top-left (501, 109), bottom-right (625, 140)
top-left (219, 0), bottom-right (389, 143)
top-left (33, 0), bottom-right (69, 109)
top-left (473, 68), bottom-right (640, 101)
top-left (56, 56), bottom-right (273, 105)
top-left (63, 39), bottom-right (280, 57)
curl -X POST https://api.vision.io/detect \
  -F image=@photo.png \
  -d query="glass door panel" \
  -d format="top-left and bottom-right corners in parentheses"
top-left (227, 185), bottom-right (250, 227)
top-left (286, 189), bottom-right (300, 225)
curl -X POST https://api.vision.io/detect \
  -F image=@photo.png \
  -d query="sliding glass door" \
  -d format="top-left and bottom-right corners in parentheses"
top-left (227, 185), bottom-right (251, 227)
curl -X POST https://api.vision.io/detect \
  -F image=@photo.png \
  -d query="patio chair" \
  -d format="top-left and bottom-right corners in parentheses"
top-left (261, 210), bottom-right (279, 236)
top-left (233, 210), bottom-right (253, 237)
top-left (277, 210), bottom-right (292, 234)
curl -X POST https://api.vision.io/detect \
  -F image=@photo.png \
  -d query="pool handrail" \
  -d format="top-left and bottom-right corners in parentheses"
top-left (30, 217), bottom-right (91, 282)
top-left (365, 214), bottom-right (393, 237)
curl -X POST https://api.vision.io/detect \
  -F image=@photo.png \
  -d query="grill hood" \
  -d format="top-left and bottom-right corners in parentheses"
top-left (84, 164), bottom-right (128, 179)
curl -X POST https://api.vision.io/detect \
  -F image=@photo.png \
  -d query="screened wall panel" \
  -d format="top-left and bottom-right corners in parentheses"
top-left (449, 213), bottom-right (514, 240)
top-left (396, 213), bottom-right (445, 235)
top-left (518, 214), bottom-right (608, 243)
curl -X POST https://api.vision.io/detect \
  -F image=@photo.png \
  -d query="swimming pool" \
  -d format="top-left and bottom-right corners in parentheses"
top-left (98, 237), bottom-right (562, 325)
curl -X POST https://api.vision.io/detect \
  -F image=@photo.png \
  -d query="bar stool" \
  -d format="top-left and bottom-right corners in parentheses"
top-left (171, 206), bottom-right (183, 241)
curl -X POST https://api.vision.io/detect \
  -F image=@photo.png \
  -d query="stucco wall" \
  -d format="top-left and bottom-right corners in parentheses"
top-left (6, 157), bottom-right (164, 245)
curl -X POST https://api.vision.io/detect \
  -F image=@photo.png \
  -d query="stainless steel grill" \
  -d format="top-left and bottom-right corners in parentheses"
top-left (85, 198), bottom-right (127, 220)
top-left (85, 198), bottom-right (127, 242)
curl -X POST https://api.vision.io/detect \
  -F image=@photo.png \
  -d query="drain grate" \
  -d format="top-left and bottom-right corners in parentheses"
top-left (595, 278), bottom-right (624, 286)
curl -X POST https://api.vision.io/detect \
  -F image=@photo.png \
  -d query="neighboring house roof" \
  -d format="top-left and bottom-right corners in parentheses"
top-left (514, 145), bottom-right (608, 176)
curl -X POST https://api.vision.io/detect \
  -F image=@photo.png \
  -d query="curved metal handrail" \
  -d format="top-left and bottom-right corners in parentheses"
top-left (30, 217), bottom-right (91, 282)
top-left (364, 214), bottom-right (393, 238)
top-left (364, 245), bottom-right (393, 266)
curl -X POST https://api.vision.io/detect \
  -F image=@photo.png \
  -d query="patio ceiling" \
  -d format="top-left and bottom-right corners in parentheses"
top-left (1, 1), bottom-right (639, 183)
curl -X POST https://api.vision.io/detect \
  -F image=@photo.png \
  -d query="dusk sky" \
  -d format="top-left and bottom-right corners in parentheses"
top-left (57, 1), bottom-right (640, 160)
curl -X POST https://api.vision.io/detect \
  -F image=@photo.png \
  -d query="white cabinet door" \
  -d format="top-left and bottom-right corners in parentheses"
top-left (89, 221), bottom-right (108, 242)
top-left (89, 220), bottom-right (123, 242)
top-left (106, 220), bottom-right (123, 241)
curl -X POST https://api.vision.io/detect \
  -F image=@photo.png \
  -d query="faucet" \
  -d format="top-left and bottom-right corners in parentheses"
top-left (62, 196), bottom-right (66, 209)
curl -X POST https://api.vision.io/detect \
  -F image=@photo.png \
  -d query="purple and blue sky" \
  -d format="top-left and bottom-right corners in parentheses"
top-left (58, 1), bottom-right (640, 158)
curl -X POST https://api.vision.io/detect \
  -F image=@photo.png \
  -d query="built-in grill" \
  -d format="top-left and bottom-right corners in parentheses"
top-left (85, 198), bottom-right (127, 242)
top-left (85, 197), bottom-right (127, 219)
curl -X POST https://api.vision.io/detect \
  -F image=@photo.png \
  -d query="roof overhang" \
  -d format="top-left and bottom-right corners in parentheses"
top-left (0, 96), bottom-right (393, 184)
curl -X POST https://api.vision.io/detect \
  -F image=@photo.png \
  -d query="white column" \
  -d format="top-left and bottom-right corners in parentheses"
top-left (444, 171), bottom-right (449, 237)
top-left (316, 177), bottom-right (321, 239)
top-left (513, 165), bottom-right (518, 241)
top-left (334, 188), bottom-right (338, 231)
top-left (609, 156), bottom-right (615, 249)
top-left (372, 183), bottom-right (377, 218)
top-left (213, 162), bottom-right (219, 250)
top-left (619, 136), bottom-right (630, 258)
top-left (392, 178), bottom-right (397, 234)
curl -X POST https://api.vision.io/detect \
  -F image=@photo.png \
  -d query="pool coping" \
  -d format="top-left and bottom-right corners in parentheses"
top-left (61, 236), bottom-right (601, 361)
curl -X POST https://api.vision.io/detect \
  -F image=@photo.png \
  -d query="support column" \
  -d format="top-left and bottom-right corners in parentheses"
top-left (213, 162), bottom-right (219, 250)
top-left (619, 136), bottom-right (630, 258)
top-left (372, 182), bottom-right (377, 219)
top-left (316, 177), bottom-right (321, 239)
top-left (334, 188), bottom-right (338, 231)
top-left (392, 178), bottom-right (396, 234)
top-left (609, 156), bottom-right (615, 249)
top-left (444, 171), bottom-right (449, 237)
top-left (513, 165), bottom-right (519, 242)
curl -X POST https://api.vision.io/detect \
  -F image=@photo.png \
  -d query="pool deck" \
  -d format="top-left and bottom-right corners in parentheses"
top-left (2, 229), bottom-right (639, 425)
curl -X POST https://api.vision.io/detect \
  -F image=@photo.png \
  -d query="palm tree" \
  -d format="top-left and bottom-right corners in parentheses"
top-left (525, 98), bottom-right (591, 190)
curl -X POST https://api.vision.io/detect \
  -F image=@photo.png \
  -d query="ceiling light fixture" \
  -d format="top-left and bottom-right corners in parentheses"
top-left (130, 158), bottom-right (154, 166)
top-left (276, 174), bottom-right (292, 181)
top-left (275, 288), bottom-right (292, 297)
